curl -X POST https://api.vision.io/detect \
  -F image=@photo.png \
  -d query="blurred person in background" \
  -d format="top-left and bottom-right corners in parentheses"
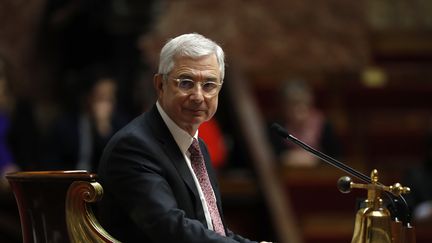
top-left (269, 79), bottom-right (340, 167)
top-left (0, 57), bottom-right (18, 189)
top-left (42, 67), bottom-right (127, 172)
top-left (199, 118), bottom-right (228, 170)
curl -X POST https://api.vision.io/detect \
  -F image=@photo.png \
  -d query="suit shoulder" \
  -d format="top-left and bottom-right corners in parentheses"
top-left (105, 114), bottom-right (152, 147)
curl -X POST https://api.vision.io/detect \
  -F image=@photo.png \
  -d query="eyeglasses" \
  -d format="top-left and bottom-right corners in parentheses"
top-left (170, 78), bottom-right (223, 97)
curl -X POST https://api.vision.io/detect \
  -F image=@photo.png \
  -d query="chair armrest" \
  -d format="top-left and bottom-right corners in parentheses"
top-left (66, 181), bottom-right (120, 243)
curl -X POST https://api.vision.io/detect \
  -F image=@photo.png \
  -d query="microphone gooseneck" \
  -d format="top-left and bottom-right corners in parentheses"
top-left (271, 123), bottom-right (371, 183)
top-left (270, 122), bottom-right (411, 225)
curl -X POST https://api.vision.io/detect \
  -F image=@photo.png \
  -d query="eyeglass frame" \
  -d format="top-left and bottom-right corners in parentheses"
top-left (163, 75), bottom-right (224, 97)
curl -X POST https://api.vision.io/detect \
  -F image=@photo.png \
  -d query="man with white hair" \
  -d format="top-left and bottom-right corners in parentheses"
top-left (98, 33), bottom-right (271, 243)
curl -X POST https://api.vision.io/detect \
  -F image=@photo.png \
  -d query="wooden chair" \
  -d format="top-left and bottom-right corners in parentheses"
top-left (6, 170), bottom-right (119, 243)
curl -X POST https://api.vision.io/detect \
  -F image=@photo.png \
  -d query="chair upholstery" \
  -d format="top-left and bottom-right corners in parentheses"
top-left (6, 171), bottom-right (119, 243)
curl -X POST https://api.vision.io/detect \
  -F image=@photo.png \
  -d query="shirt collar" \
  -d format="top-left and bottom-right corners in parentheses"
top-left (156, 101), bottom-right (198, 154)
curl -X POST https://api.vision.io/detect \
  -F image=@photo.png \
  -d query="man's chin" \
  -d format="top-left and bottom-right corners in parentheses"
top-left (179, 115), bottom-right (205, 125)
top-left (191, 117), bottom-right (206, 125)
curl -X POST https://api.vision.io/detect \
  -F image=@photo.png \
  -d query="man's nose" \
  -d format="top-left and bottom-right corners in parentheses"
top-left (189, 84), bottom-right (205, 101)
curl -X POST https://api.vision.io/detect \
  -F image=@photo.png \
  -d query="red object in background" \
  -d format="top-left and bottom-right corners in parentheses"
top-left (199, 118), bottom-right (227, 169)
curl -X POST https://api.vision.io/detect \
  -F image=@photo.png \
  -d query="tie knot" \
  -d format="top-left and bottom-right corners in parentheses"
top-left (188, 138), bottom-right (201, 155)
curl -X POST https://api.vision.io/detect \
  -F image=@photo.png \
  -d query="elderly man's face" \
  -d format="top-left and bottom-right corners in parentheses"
top-left (155, 54), bottom-right (221, 135)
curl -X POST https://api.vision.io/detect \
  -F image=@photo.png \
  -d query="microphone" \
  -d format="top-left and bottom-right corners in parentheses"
top-left (270, 122), bottom-right (412, 225)
top-left (271, 123), bottom-right (371, 183)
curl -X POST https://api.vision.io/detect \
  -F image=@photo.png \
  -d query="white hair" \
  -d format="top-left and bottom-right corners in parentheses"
top-left (158, 33), bottom-right (225, 81)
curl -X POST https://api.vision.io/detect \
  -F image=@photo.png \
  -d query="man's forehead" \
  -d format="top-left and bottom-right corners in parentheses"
top-left (172, 55), bottom-right (220, 72)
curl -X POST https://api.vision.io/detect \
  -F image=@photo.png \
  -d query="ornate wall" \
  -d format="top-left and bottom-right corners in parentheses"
top-left (140, 0), bottom-right (369, 87)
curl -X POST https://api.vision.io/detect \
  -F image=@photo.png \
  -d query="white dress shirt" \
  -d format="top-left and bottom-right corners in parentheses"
top-left (156, 101), bottom-right (215, 231)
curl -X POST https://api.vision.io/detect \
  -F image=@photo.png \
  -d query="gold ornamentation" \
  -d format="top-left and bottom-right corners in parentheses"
top-left (338, 169), bottom-right (413, 243)
top-left (66, 181), bottom-right (120, 243)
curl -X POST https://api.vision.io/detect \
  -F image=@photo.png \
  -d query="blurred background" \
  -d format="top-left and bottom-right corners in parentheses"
top-left (1, 0), bottom-right (432, 242)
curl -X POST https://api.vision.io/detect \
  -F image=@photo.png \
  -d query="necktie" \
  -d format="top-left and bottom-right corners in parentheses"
top-left (188, 138), bottom-right (226, 236)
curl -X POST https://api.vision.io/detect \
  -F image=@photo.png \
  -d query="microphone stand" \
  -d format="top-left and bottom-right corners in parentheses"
top-left (270, 123), bottom-right (412, 225)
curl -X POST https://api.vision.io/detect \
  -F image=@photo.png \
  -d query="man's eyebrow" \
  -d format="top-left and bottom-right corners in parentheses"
top-left (177, 73), bottom-right (219, 81)
top-left (177, 74), bottom-right (194, 79)
top-left (205, 76), bottom-right (218, 82)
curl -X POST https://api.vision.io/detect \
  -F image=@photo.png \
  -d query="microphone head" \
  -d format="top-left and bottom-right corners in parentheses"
top-left (271, 123), bottom-right (289, 138)
top-left (337, 176), bottom-right (352, 193)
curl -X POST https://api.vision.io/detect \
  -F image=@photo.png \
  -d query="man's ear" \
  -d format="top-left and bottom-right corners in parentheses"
top-left (153, 74), bottom-right (164, 94)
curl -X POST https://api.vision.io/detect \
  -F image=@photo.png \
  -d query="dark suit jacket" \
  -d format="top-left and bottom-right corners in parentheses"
top-left (98, 105), bottom-right (256, 243)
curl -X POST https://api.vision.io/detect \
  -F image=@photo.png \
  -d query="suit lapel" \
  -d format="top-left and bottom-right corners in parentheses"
top-left (147, 106), bottom-right (225, 227)
top-left (147, 106), bottom-right (200, 200)
top-left (199, 139), bottom-right (219, 196)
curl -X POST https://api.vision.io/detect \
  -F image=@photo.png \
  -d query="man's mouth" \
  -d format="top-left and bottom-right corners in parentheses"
top-left (189, 109), bottom-right (204, 114)
top-left (186, 107), bottom-right (205, 112)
